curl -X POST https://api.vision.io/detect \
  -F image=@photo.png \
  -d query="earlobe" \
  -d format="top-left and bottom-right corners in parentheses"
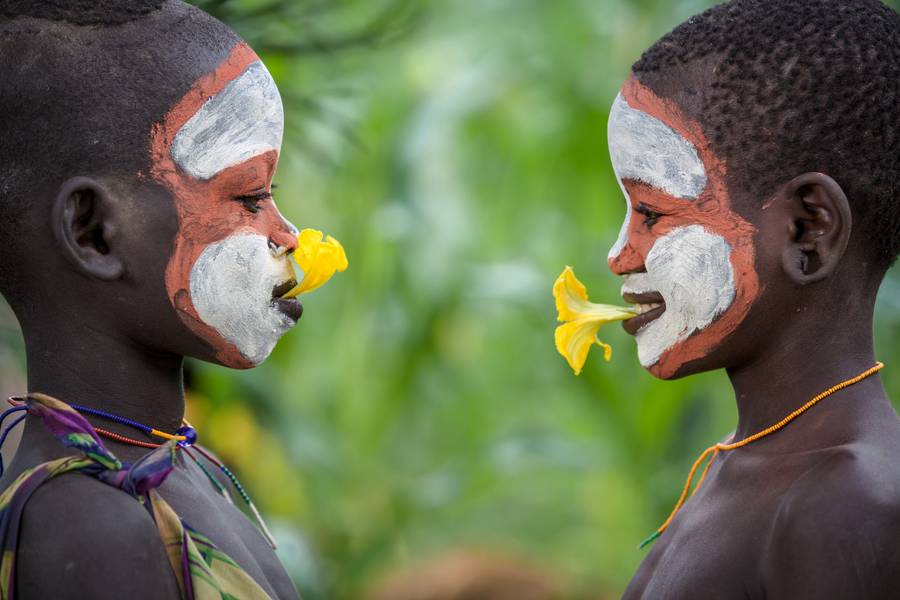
top-left (780, 172), bottom-right (852, 285)
top-left (51, 176), bottom-right (125, 281)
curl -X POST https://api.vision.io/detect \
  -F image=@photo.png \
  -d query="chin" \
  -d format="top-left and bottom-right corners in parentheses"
top-left (640, 340), bottom-right (730, 380)
top-left (216, 332), bottom-right (288, 369)
top-left (183, 325), bottom-right (291, 369)
top-left (645, 355), bottom-right (711, 380)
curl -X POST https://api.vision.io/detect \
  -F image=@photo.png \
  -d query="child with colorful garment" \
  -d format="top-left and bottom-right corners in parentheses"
top-left (0, 1), bottom-right (317, 598)
top-left (601, 0), bottom-right (900, 597)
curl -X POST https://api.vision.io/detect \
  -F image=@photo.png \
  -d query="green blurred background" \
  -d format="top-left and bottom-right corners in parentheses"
top-left (3, 0), bottom-right (900, 598)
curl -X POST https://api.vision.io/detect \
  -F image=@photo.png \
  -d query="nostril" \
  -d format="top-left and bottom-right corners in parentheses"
top-left (270, 225), bottom-right (298, 252)
top-left (268, 239), bottom-right (290, 257)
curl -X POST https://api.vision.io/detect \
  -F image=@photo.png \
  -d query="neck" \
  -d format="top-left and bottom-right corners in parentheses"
top-left (727, 304), bottom-right (886, 442)
top-left (18, 318), bottom-right (185, 463)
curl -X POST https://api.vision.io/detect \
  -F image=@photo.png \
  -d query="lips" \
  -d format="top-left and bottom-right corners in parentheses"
top-left (272, 278), bottom-right (298, 299)
top-left (622, 291), bottom-right (665, 335)
top-left (272, 279), bottom-right (303, 322)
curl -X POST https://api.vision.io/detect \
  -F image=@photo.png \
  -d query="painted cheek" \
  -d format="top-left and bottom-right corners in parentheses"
top-left (646, 213), bottom-right (759, 378)
top-left (189, 233), bottom-right (295, 365)
top-left (159, 153), bottom-right (284, 367)
top-left (636, 225), bottom-right (736, 367)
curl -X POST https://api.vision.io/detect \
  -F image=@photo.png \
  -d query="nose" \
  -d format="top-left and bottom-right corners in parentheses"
top-left (608, 238), bottom-right (646, 276)
top-left (268, 214), bottom-right (299, 257)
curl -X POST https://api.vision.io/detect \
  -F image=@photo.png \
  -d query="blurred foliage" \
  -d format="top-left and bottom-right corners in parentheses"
top-left (3, 0), bottom-right (900, 599)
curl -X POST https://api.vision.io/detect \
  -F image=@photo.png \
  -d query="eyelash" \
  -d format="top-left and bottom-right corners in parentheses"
top-left (635, 203), bottom-right (664, 228)
top-left (233, 191), bottom-right (273, 214)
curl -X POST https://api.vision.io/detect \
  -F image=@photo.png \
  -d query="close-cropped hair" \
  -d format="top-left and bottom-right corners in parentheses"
top-left (0, 0), bottom-right (164, 25)
top-left (0, 1), bottom-right (238, 291)
top-left (633, 0), bottom-right (900, 266)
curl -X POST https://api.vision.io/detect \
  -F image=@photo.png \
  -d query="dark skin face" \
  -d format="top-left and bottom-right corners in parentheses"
top-left (619, 66), bottom-right (900, 599)
top-left (0, 23), bottom-right (300, 600)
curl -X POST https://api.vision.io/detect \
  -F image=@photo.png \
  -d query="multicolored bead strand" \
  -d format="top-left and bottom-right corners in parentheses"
top-left (2, 396), bottom-right (276, 549)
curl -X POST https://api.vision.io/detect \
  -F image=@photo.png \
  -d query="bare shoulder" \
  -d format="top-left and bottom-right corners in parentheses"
top-left (762, 442), bottom-right (900, 599)
top-left (16, 473), bottom-right (181, 600)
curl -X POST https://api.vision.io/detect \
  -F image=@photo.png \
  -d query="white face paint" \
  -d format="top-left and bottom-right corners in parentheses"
top-left (607, 94), bottom-right (707, 259)
top-left (608, 94), bottom-right (707, 198)
top-left (189, 233), bottom-right (295, 365)
top-left (608, 192), bottom-right (632, 261)
top-left (171, 61), bottom-right (284, 180)
top-left (621, 225), bottom-right (736, 367)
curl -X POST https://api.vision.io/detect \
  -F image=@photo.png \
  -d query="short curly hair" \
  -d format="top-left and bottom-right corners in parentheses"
top-left (0, 1), bottom-right (239, 300)
top-left (633, 0), bottom-right (900, 266)
top-left (0, 0), bottom-right (164, 25)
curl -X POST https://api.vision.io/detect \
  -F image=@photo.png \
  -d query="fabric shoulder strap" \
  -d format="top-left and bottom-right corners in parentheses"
top-left (0, 394), bottom-right (272, 600)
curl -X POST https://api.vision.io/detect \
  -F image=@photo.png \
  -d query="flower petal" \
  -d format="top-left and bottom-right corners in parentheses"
top-left (282, 228), bottom-right (349, 298)
top-left (553, 266), bottom-right (635, 323)
top-left (553, 266), bottom-right (590, 322)
top-left (552, 266), bottom-right (635, 373)
top-left (555, 319), bottom-right (599, 375)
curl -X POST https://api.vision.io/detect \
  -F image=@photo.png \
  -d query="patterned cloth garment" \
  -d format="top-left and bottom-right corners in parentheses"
top-left (0, 394), bottom-right (272, 600)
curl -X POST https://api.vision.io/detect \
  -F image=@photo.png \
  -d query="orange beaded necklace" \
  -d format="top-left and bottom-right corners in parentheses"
top-left (640, 361), bottom-right (885, 548)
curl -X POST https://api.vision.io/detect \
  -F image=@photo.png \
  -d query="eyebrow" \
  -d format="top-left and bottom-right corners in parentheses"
top-left (607, 94), bottom-right (707, 199)
top-left (171, 61), bottom-right (283, 180)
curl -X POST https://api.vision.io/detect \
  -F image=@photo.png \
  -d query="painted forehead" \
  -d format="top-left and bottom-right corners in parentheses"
top-left (171, 60), bottom-right (284, 180)
top-left (608, 93), bottom-right (706, 199)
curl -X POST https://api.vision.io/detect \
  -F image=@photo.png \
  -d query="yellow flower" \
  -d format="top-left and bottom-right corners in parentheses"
top-left (282, 229), bottom-right (349, 298)
top-left (553, 266), bottom-right (636, 375)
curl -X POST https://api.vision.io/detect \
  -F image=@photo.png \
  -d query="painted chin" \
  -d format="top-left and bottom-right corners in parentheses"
top-left (188, 233), bottom-right (298, 366)
top-left (622, 225), bottom-right (736, 375)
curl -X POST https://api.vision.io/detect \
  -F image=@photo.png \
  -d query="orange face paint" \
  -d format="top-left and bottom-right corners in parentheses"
top-left (608, 76), bottom-right (760, 379)
top-left (149, 43), bottom-right (298, 368)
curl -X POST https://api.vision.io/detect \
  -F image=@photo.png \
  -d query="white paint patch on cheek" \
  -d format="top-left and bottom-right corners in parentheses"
top-left (189, 233), bottom-right (295, 365)
top-left (172, 61), bottom-right (284, 180)
top-left (608, 94), bottom-right (707, 199)
top-left (621, 225), bottom-right (735, 367)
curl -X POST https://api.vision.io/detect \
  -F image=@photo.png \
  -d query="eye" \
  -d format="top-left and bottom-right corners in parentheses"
top-left (233, 191), bottom-right (272, 214)
top-left (635, 203), bottom-right (664, 228)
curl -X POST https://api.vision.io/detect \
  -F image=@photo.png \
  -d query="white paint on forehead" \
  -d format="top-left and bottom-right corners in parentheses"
top-left (189, 233), bottom-right (295, 365)
top-left (608, 93), bottom-right (707, 200)
top-left (620, 225), bottom-right (735, 367)
top-left (172, 61), bottom-right (284, 180)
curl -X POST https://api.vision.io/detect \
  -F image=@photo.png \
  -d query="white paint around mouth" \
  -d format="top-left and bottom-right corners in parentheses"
top-left (172, 61), bottom-right (284, 180)
top-left (189, 233), bottom-right (296, 365)
top-left (620, 225), bottom-right (735, 367)
top-left (620, 272), bottom-right (657, 296)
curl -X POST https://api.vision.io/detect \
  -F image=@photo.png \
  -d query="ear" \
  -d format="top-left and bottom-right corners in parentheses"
top-left (780, 172), bottom-right (851, 285)
top-left (51, 177), bottom-right (125, 280)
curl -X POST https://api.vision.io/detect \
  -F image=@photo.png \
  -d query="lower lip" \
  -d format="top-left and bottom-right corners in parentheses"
top-left (622, 305), bottom-right (666, 335)
top-left (274, 298), bottom-right (303, 322)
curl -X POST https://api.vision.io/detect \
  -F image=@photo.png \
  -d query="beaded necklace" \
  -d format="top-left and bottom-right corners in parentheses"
top-left (641, 361), bottom-right (884, 548)
top-left (1, 396), bottom-right (277, 549)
